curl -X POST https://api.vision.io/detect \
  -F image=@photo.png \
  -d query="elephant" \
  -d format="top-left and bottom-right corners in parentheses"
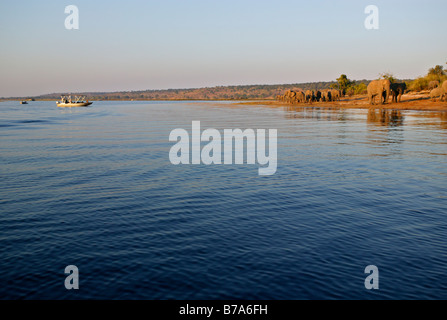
top-left (314, 90), bottom-right (322, 102)
top-left (429, 87), bottom-right (446, 101)
top-left (428, 80), bottom-right (440, 90)
top-left (284, 90), bottom-right (292, 102)
top-left (283, 90), bottom-right (294, 103)
top-left (296, 91), bottom-right (306, 103)
top-left (367, 79), bottom-right (391, 105)
top-left (289, 91), bottom-right (297, 103)
top-left (321, 89), bottom-right (332, 102)
top-left (305, 90), bottom-right (314, 103)
top-left (329, 89), bottom-right (340, 101)
top-left (443, 80), bottom-right (447, 93)
top-left (283, 90), bottom-right (305, 104)
top-left (390, 83), bottom-right (406, 103)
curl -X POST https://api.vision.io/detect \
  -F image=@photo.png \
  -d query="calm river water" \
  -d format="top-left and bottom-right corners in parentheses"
top-left (0, 101), bottom-right (446, 299)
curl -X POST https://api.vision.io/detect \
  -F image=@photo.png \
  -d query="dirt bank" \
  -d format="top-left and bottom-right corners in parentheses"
top-left (234, 91), bottom-right (447, 111)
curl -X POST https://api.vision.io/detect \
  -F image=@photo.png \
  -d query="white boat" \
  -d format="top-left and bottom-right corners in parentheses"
top-left (56, 95), bottom-right (92, 107)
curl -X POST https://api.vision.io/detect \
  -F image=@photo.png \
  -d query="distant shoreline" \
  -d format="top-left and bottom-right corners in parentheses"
top-left (2, 93), bottom-right (447, 112)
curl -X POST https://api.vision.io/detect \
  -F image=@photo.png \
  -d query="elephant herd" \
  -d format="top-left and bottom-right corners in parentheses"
top-left (277, 89), bottom-right (341, 104)
top-left (279, 79), bottom-right (447, 105)
top-left (429, 80), bottom-right (447, 101)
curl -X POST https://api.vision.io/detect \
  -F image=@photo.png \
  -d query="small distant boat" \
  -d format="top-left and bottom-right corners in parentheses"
top-left (56, 95), bottom-right (92, 107)
top-left (20, 101), bottom-right (28, 104)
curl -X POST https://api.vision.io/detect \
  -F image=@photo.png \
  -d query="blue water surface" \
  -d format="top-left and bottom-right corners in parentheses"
top-left (0, 101), bottom-right (446, 299)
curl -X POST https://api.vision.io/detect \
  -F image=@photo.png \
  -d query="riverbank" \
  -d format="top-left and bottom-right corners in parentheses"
top-left (234, 91), bottom-right (447, 111)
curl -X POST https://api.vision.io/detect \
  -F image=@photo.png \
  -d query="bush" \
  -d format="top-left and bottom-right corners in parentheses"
top-left (408, 75), bottom-right (447, 91)
top-left (425, 73), bottom-right (447, 86)
top-left (408, 65), bottom-right (447, 91)
top-left (344, 82), bottom-right (367, 96)
top-left (409, 77), bottom-right (428, 91)
top-left (354, 83), bottom-right (368, 95)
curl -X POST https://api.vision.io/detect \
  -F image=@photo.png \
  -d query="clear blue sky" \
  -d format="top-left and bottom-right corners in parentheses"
top-left (1, 0), bottom-right (446, 97)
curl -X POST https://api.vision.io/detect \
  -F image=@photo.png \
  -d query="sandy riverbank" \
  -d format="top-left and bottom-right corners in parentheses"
top-left (234, 91), bottom-right (447, 111)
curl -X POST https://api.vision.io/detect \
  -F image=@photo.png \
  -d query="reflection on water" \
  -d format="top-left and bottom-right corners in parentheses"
top-left (283, 104), bottom-right (447, 131)
top-left (411, 111), bottom-right (447, 131)
top-left (367, 109), bottom-right (404, 127)
top-left (284, 105), bottom-right (348, 122)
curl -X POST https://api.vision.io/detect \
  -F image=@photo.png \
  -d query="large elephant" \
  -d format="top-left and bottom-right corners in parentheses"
top-left (367, 79), bottom-right (391, 105)
top-left (443, 80), bottom-right (447, 93)
top-left (430, 87), bottom-right (446, 101)
top-left (390, 82), bottom-right (406, 103)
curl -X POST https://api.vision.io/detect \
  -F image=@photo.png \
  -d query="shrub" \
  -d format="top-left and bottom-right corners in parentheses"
top-left (408, 77), bottom-right (427, 91)
top-left (354, 83), bottom-right (368, 95)
top-left (408, 65), bottom-right (447, 91)
top-left (380, 72), bottom-right (397, 84)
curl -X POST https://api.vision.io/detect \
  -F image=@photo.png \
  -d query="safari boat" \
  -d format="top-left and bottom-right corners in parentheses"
top-left (56, 95), bottom-right (92, 107)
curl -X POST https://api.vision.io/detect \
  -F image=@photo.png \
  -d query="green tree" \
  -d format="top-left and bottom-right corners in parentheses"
top-left (330, 83), bottom-right (339, 89)
top-left (380, 72), bottom-right (397, 83)
top-left (428, 65), bottom-right (445, 77)
top-left (336, 74), bottom-right (353, 94)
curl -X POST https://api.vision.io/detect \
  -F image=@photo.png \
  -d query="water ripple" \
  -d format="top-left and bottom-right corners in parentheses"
top-left (0, 101), bottom-right (446, 299)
